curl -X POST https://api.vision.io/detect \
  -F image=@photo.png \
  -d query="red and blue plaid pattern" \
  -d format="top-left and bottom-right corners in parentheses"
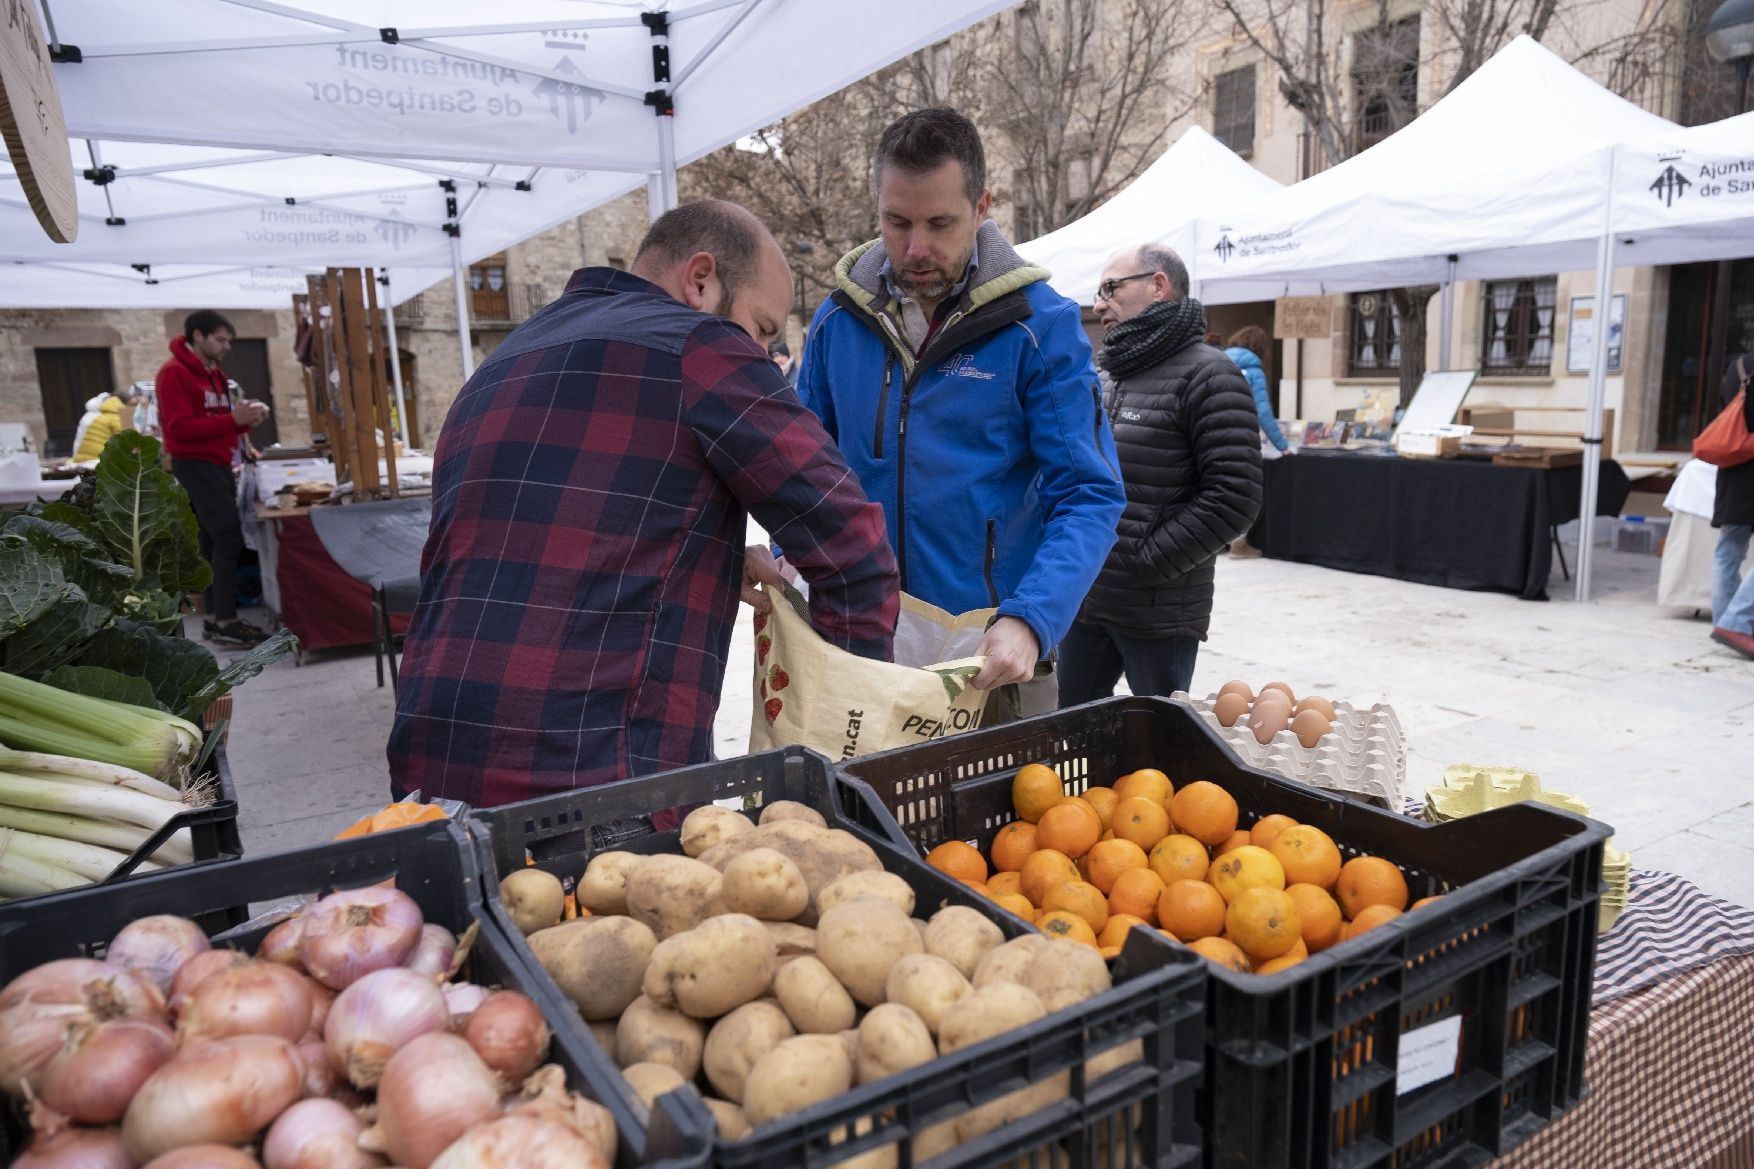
top-left (388, 268), bottom-right (897, 809)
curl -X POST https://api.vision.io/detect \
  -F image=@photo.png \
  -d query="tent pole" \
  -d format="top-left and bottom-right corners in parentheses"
top-left (1576, 227), bottom-right (1618, 603)
top-left (1438, 255), bottom-right (1457, 370)
top-left (449, 232), bottom-right (476, 381)
top-left (647, 175), bottom-right (666, 224)
top-left (380, 272), bottom-right (412, 448)
top-left (657, 115), bottom-right (679, 213)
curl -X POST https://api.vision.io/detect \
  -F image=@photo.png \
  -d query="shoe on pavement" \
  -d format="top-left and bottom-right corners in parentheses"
top-left (204, 618), bottom-right (270, 648)
top-left (1711, 627), bottom-right (1754, 661)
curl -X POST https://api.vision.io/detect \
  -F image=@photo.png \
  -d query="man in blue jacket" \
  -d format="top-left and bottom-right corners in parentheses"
top-left (797, 108), bottom-right (1125, 709)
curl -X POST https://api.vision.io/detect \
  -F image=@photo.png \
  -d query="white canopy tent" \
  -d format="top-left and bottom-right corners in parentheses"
top-left (1015, 126), bottom-right (1283, 305)
top-left (1612, 112), bottom-right (1754, 268)
top-left (0, 261), bottom-right (445, 310)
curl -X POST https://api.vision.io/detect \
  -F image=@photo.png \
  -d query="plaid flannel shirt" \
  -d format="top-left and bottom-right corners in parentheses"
top-left (388, 268), bottom-right (898, 809)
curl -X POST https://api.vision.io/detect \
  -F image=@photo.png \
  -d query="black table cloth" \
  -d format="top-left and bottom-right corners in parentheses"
top-left (1259, 452), bottom-right (1631, 600)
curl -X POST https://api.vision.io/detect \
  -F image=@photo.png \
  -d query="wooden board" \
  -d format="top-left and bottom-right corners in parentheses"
top-left (0, 0), bottom-right (75, 241)
top-left (1273, 296), bottom-right (1334, 340)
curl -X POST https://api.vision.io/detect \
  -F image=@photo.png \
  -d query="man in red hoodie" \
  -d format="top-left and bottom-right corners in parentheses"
top-left (156, 310), bottom-right (272, 647)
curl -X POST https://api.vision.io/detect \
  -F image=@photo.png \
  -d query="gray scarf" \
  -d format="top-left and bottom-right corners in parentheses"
top-left (1098, 298), bottom-right (1209, 381)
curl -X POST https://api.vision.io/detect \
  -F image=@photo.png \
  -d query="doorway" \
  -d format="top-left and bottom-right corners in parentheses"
top-left (386, 349), bottom-right (421, 448)
top-left (224, 338), bottom-right (280, 448)
top-left (34, 348), bottom-right (116, 458)
top-left (1657, 259), bottom-right (1754, 449)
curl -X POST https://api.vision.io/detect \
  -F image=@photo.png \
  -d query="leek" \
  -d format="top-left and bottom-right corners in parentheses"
top-left (0, 748), bottom-right (185, 801)
top-left (0, 771), bottom-right (190, 834)
top-left (0, 671), bottom-right (198, 780)
top-left (1, 828), bottom-right (157, 882)
top-left (0, 804), bottom-right (192, 865)
top-left (0, 831), bottom-right (86, 897)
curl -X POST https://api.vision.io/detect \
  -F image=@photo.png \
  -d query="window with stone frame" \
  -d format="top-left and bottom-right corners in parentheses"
top-left (1480, 276), bottom-right (1558, 376)
top-left (1347, 291), bottom-right (1401, 376)
top-left (1213, 64), bottom-right (1257, 156)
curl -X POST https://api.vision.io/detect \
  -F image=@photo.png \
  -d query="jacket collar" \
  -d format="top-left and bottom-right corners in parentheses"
top-left (835, 220), bottom-right (1050, 319)
top-left (169, 335), bottom-right (223, 381)
top-left (563, 267), bottom-right (670, 299)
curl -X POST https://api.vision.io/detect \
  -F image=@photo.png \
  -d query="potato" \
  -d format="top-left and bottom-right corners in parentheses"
top-left (578, 851), bottom-right (642, 916)
top-left (1023, 939), bottom-right (1112, 1012)
top-left (527, 916), bottom-right (656, 1020)
top-left (703, 1001), bottom-right (796, 1102)
top-left (625, 854), bottom-right (725, 939)
top-left (772, 956), bottom-right (857, 1034)
top-left (1088, 1038), bottom-right (1145, 1083)
top-left (816, 897), bottom-right (923, 1007)
top-left (758, 800), bottom-right (827, 828)
top-left (972, 935), bottom-right (1047, 989)
top-left (911, 918), bottom-right (930, 944)
top-left (704, 1098), bottom-right (752, 1141)
top-left (742, 1034), bottom-right (853, 1127)
top-left (704, 825), bottom-right (883, 925)
top-left (681, 805), bottom-right (755, 857)
top-left (923, 906), bottom-right (1004, 980)
top-left (499, 868), bottom-right (565, 935)
top-left (956, 1076), bottom-right (1069, 1144)
top-left (763, 922), bottom-right (817, 966)
top-left (836, 1028), bottom-right (861, 1068)
top-left (884, 953), bottom-right (970, 1037)
top-left (621, 1061), bottom-right (687, 1113)
top-left (615, 996), bottom-right (705, 1079)
top-left (937, 982), bottom-right (1047, 1055)
top-left (855, 1003), bottom-right (935, 1086)
top-left (829, 1117), bottom-right (899, 1169)
top-left (720, 848), bottom-right (810, 921)
top-left (644, 914), bottom-right (777, 1019)
top-left (588, 1020), bottom-right (619, 1053)
top-left (818, 872), bottom-right (915, 918)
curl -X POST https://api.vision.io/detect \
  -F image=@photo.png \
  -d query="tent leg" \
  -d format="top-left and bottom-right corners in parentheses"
top-left (656, 115), bottom-right (679, 214)
top-left (647, 174), bottom-right (666, 224)
top-left (449, 233), bottom-right (476, 381)
top-left (1576, 225), bottom-right (1618, 603)
top-left (1438, 255), bottom-right (1457, 371)
top-left (381, 273), bottom-right (411, 448)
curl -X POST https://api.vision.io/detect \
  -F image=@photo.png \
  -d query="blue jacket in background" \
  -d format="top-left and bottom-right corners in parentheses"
top-left (797, 221), bottom-right (1125, 656)
top-left (1226, 346), bottom-right (1288, 451)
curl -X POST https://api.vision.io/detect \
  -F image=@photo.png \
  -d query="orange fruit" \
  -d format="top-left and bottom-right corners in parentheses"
top-left (1098, 944), bottom-right (1123, 960)
top-left (1043, 880), bottom-right (1109, 932)
top-left (1099, 829), bottom-right (1116, 842)
top-left (1254, 952), bottom-right (1304, 975)
top-left (1036, 801), bottom-right (1101, 860)
top-left (1112, 797), bottom-right (1171, 852)
top-left (1341, 903), bottom-right (1403, 940)
top-left (1097, 914), bottom-right (1147, 949)
top-left (1207, 845), bottom-right (1287, 903)
top-left (1037, 910), bottom-right (1099, 947)
top-left (1080, 787), bottom-right (1121, 832)
top-left (994, 892), bottom-right (1036, 920)
top-left (1411, 895), bottom-right (1445, 911)
top-left (990, 821), bottom-right (1039, 873)
top-left (1107, 867), bottom-right (1166, 924)
top-left (1283, 937), bottom-right (1309, 961)
top-left (1285, 883), bottom-right (1344, 952)
top-left (1083, 838), bottom-right (1149, 895)
top-left (960, 878), bottom-right (989, 896)
top-left (1168, 781), bottom-right (1238, 847)
top-left (1012, 763), bottom-right (1064, 824)
top-left (1225, 887), bottom-right (1302, 962)
top-left (1113, 768), bottom-right (1173, 809)
top-left (1187, 936), bottom-right (1251, 973)
top-left (1249, 814), bottom-right (1298, 849)
top-left (1019, 849), bottom-right (1080, 906)
top-left (1215, 829), bottom-right (1252, 857)
top-left (1268, 826), bottom-right (1344, 890)
top-left (1335, 856), bottom-right (1409, 919)
top-left (926, 840), bottom-right (988, 885)
top-left (1148, 835), bottom-right (1210, 885)
top-left (1157, 878), bottom-right (1228, 942)
top-left (987, 871), bottom-right (1023, 898)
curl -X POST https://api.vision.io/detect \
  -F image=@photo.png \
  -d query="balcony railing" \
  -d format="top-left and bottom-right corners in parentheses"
top-left (394, 281), bottom-right (549, 328)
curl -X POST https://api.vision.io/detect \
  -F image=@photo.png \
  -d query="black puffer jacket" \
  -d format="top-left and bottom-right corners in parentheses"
top-left (1713, 356), bottom-right (1754, 529)
top-left (1080, 342), bottom-right (1263, 638)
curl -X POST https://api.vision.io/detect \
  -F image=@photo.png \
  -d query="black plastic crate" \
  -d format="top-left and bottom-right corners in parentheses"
top-left (837, 696), bottom-right (1610, 1169)
top-left (469, 746), bottom-right (1207, 1169)
top-left (0, 819), bottom-right (709, 1169)
top-left (99, 738), bottom-right (245, 883)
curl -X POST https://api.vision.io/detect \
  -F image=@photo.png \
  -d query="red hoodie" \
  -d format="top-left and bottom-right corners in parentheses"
top-left (156, 336), bottom-right (245, 467)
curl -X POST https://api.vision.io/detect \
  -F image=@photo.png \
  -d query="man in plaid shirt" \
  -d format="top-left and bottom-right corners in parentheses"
top-left (388, 201), bottom-right (899, 812)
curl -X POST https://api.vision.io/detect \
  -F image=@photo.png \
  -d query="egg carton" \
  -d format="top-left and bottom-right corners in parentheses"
top-left (1175, 692), bottom-right (1407, 811)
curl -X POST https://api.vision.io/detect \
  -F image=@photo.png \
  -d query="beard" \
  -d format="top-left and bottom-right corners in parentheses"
top-left (894, 267), bottom-right (953, 302)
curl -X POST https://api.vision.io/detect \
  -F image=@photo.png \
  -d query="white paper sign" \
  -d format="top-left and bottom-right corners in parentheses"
top-left (1396, 1016), bottom-right (1463, 1096)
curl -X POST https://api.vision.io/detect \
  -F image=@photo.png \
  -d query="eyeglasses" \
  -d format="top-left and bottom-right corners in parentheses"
top-left (1094, 272), bottom-right (1155, 302)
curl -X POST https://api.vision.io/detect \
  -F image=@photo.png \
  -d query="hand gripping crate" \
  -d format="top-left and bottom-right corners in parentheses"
top-left (0, 819), bottom-right (709, 1169)
top-left (836, 697), bottom-right (1610, 1169)
top-left (470, 745), bottom-right (1207, 1169)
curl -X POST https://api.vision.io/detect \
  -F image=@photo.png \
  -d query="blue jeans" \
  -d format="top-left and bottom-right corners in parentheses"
top-left (1714, 524), bottom-right (1754, 634)
top-left (1057, 620), bottom-right (1200, 708)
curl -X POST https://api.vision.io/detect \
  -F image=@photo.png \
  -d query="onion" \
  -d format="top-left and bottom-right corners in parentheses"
top-left (120, 1035), bottom-right (304, 1163)
top-left (462, 992), bottom-right (549, 1084)
top-left (365, 1032), bottom-right (503, 1169)
top-left (167, 951), bottom-right (250, 1015)
top-left (305, 981), bottom-right (336, 1035)
top-left (12, 1126), bottom-right (135, 1169)
top-left (324, 967), bottom-right (448, 1089)
top-left (0, 960), bottom-right (166, 1095)
top-left (263, 1098), bottom-right (384, 1169)
top-left (429, 1115), bottom-right (608, 1169)
top-left (257, 918), bottom-right (305, 968)
top-left (404, 925), bottom-right (456, 980)
top-left (506, 1065), bottom-right (617, 1164)
top-left (37, 1017), bottom-right (176, 1124)
top-left (176, 962), bottom-right (314, 1045)
top-left (105, 918), bottom-right (210, 996)
top-left (441, 983), bottom-right (491, 1030)
top-left (297, 888), bottom-right (423, 990)
top-left (140, 1147), bottom-right (262, 1169)
top-left (294, 1040), bottom-right (335, 1098)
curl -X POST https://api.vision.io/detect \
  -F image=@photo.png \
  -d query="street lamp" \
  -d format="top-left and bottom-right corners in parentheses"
top-left (1707, 0), bottom-right (1754, 111)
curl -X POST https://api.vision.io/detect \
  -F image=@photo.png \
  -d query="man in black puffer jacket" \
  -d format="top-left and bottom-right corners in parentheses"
top-left (1058, 244), bottom-right (1263, 705)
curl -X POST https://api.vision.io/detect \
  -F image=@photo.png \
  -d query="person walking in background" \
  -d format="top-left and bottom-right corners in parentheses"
top-left (768, 340), bottom-right (800, 387)
top-left (71, 385), bottom-right (142, 463)
top-left (1058, 244), bottom-right (1262, 705)
top-left (1710, 354), bottom-right (1754, 660)
top-left (1225, 324), bottom-right (1288, 559)
top-left (157, 310), bottom-right (273, 648)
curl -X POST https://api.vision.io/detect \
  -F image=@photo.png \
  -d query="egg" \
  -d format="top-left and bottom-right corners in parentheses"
top-left (1218, 680), bottom-right (1254, 704)
top-left (1260, 681), bottom-right (1296, 704)
top-left (1248, 703), bottom-right (1289, 745)
top-left (1214, 692), bottom-right (1249, 728)
top-left (1251, 689), bottom-right (1293, 715)
top-left (1293, 695), bottom-right (1336, 721)
top-left (1291, 709), bottom-right (1332, 749)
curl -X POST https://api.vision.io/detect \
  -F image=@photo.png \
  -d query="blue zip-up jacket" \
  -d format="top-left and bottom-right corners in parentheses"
top-left (797, 221), bottom-right (1125, 656)
top-left (1225, 346), bottom-right (1288, 451)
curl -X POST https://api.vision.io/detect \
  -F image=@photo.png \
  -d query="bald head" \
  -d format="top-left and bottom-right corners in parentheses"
top-left (633, 199), bottom-right (793, 348)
